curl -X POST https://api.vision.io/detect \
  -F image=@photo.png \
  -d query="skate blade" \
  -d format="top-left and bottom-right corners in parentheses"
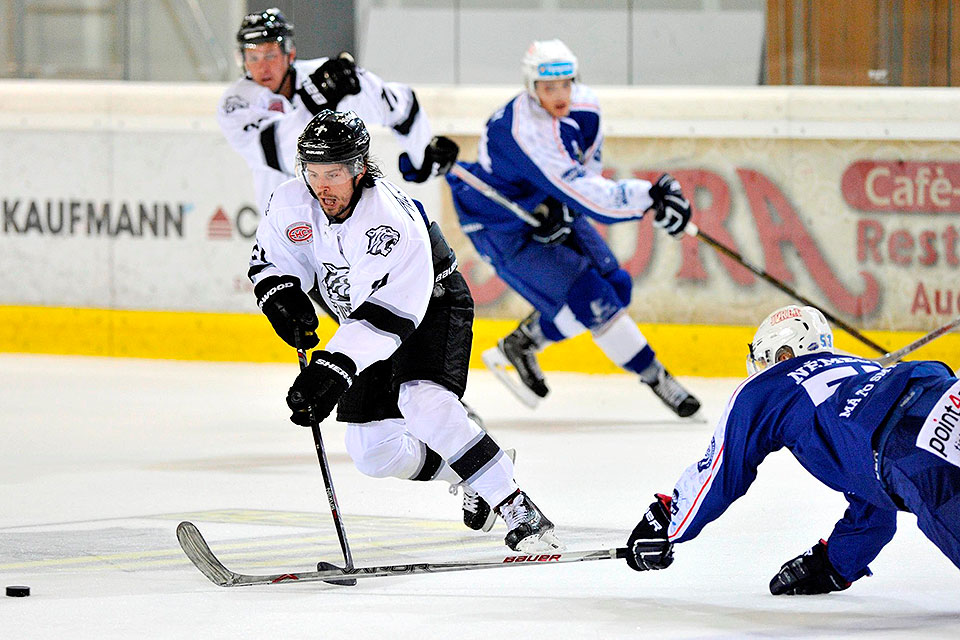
top-left (515, 529), bottom-right (566, 554)
top-left (481, 347), bottom-right (541, 409)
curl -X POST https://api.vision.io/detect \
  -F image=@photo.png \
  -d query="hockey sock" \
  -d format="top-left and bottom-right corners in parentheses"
top-left (591, 311), bottom-right (656, 375)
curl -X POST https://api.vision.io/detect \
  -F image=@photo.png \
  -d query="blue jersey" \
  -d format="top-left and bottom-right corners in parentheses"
top-left (448, 85), bottom-right (655, 234)
top-left (669, 353), bottom-right (953, 579)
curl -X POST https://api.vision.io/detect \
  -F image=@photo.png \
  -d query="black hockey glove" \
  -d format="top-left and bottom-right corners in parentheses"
top-left (399, 136), bottom-right (460, 183)
top-left (531, 196), bottom-right (574, 246)
top-left (307, 52), bottom-right (361, 111)
top-left (648, 173), bottom-right (691, 237)
top-left (769, 540), bottom-right (851, 595)
top-left (286, 350), bottom-right (357, 426)
top-left (254, 275), bottom-right (320, 350)
top-left (625, 493), bottom-right (675, 571)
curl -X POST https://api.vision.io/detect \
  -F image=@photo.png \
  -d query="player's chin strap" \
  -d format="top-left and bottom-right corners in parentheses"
top-left (273, 55), bottom-right (296, 95)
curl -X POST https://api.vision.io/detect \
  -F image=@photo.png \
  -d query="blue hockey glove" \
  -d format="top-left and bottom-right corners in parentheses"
top-left (769, 540), bottom-right (851, 595)
top-left (399, 136), bottom-right (460, 183)
top-left (625, 493), bottom-right (675, 571)
top-left (648, 173), bottom-right (691, 237)
top-left (531, 196), bottom-right (573, 246)
top-left (286, 350), bottom-right (356, 426)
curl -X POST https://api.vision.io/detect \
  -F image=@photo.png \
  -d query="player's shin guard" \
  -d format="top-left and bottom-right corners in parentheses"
top-left (398, 380), bottom-right (518, 509)
top-left (591, 312), bottom-right (701, 418)
top-left (450, 448), bottom-right (516, 532)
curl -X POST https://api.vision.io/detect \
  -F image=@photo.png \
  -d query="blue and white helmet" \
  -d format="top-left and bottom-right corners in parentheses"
top-left (522, 39), bottom-right (578, 97)
top-left (747, 305), bottom-right (834, 375)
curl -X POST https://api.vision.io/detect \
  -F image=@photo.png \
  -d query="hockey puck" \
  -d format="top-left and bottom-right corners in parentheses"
top-left (5, 586), bottom-right (30, 597)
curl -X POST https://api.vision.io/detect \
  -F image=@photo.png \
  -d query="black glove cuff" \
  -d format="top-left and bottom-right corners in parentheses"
top-left (254, 274), bottom-right (300, 310)
top-left (309, 350), bottom-right (357, 388)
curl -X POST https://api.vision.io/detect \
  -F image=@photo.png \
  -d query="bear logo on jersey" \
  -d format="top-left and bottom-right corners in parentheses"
top-left (286, 222), bottom-right (313, 244)
top-left (365, 225), bottom-right (401, 256)
top-left (222, 95), bottom-right (249, 113)
top-left (321, 262), bottom-right (352, 317)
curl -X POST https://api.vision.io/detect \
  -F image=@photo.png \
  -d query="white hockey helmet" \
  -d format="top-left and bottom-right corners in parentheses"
top-left (747, 305), bottom-right (834, 375)
top-left (522, 39), bottom-right (578, 97)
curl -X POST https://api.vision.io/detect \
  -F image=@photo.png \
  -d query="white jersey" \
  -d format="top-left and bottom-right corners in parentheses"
top-left (249, 176), bottom-right (433, 373)
top-left (218, 58), bottom-right (434, 214)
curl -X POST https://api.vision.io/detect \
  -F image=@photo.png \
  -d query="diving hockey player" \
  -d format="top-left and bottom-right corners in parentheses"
top-left (248, 110), bottom-right (562, 553)
top-left (445, 39), bottom-right (700, 417)
top-left (220, 7), bottom-right (458, 215)
top-left (625, 305), bottom-right (960, 594)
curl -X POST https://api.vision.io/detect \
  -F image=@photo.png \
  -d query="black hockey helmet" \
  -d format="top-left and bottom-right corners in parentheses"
top-left (297, 110), bottom-right (371, 168)
top-left (236, 7), bottom-right (295, 53)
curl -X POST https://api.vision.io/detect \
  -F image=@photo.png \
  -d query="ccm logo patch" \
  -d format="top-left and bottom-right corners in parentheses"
top-left (916, 379), bottom-right (960, 469)
top-left (286, 222), bottom-right (313, 244)
top-left (502, 554), bottom-right (561, 563)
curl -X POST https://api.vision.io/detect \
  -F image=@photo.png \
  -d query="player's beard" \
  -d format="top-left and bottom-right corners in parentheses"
top-left (318, 177), bottom-right (361, 221)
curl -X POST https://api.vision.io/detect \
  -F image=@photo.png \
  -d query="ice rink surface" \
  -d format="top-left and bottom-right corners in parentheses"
top-left (2, 354), bottom-right (959, 639)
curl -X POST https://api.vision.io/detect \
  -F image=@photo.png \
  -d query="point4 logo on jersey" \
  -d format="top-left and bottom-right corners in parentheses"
top-left (286, 221), bottom-right (313, 244)
top-left (917, 380), bottom-right (960, 468)
top-left (365, 225), bottom-right (400, 256)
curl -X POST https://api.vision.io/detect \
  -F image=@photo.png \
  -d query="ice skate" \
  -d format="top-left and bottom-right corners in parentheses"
top-left (643, 361), bottom-right (701, 418)
top-left (482, 312), bottom-right (549, 408)
top-left (497, 490), bottom-right (564, 553)
top-left (451, 449), bottom-right (515, 532)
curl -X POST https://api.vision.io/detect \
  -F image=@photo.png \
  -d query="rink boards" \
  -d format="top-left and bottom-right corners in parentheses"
top-left (1, 81), bottom-right (959, 375)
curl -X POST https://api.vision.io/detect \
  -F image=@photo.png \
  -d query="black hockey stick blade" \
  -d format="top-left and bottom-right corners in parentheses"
top-left (316, 561), bottom-right (357, 587)
top-left (177, 521), bottom-right (627, 588)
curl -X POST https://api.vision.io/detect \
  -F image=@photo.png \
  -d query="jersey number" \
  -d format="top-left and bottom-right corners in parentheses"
top-left (800, 364), bottom-right (881, 405)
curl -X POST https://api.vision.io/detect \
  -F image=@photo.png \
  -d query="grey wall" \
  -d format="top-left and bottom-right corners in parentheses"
top-left (357, 0), bottom-right (765, 86)
top-left (1, 0), bottom-right (764, 85)
top-left (246, 1), bottom-right (355, 61)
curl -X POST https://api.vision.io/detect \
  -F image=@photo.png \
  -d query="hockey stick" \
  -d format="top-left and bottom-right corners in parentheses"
top-left (293, 335), bottom-right (356, 585)
top-left (683, 222), bottom-right (887, 355)
top-left (176, 520), bottom-right (625, 587)
top-left (875, 314), bottom-right (960, 367)
top-left (450, 164), bottom-right (540, 226)
top-left (450, 164), bottom-right (886, 355)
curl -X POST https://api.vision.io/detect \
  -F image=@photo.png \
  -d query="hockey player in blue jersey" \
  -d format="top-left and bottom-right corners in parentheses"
top-left (624, 304), bottom-right (960, 594)
top-left (445, 39), bottom-right (700, 417)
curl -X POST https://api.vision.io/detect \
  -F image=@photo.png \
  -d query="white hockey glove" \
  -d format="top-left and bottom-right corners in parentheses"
top-left (648, 173), bottom-right (691, 237)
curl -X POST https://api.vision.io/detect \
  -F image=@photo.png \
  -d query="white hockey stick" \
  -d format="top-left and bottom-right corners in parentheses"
top-left (177, 521), bottom-right (625, 588)
top-left (449, 164), bottom-right (541, 226)
top-left (875, 315), bottom-right (960, 368)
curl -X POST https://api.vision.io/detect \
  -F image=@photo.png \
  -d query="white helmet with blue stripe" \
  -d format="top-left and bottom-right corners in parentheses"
top-left (747, 305), bottom-right (834, 375)
top-left (522, 39), bottom-right (578, 97)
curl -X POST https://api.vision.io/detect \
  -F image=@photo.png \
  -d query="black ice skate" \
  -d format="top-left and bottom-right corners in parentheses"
top-left (643, 361), bottom-right (701, 418)
top-left (497, 490), bottom-right (564, 553)
top-left (482, 312), bottom-right (549, 408)
top-left (450, 449), bottom-right (515, 532)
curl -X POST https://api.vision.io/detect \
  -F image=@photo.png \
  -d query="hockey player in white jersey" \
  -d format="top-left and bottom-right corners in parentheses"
top-left (446, 39), bottom-right (700, 417)
top-left (219, 7), bottom-right (458, 215)
top-left (248, 110), bottom-right (562, 553)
